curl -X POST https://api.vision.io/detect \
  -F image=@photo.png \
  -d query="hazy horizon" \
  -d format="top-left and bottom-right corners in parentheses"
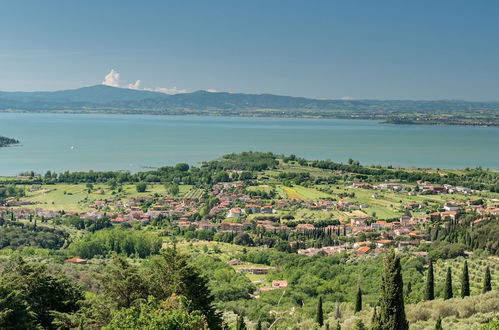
top-left (1, 83), bottom-right (499, 103)
top-left (1, 1), bottom-right (499, 101)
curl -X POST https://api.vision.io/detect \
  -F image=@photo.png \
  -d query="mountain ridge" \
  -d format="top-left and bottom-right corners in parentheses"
top-left (0, 85), bottom-right (499, 115)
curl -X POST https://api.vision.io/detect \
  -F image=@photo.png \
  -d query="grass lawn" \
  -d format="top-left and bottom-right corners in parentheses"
top-left (278, 185), bottom-right (331, 201)
top-left (17, 183), bottom-right (194, 212)
top-left (246, 185), bottom-right (273, 194)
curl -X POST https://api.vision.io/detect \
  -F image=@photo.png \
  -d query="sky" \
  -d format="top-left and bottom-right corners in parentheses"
top-left (1, 0), bottom-right (499, 100)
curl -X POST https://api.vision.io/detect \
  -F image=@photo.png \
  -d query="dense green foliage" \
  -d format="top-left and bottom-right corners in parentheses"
top-left (461, 261), bottom-right (470, 298)
top-left (6, 152), bottom-right (499, 195)
top-left (0, 249), bottom-right (221, 329)
top-left (0, 257), bottom-right (83, 329)
top-left (373, 250), bottom-right (408, 330)
top-left (355, 286), bottom-right (363, 313)
top-left (135, 182), bottom-right (147, 192)
top-left (434, 317), bottom-right (443, 330)
top-left (425, 260), bottom-right (435, 301)
top-left (146, 249), bottom-right (223, 329)
top-left (53, 215), bottom-right (112, 232)
top-left (429, 216), bottom-right (499, 255)
top-left (70, 227), bottom-right (162, 258)
top-left (316, 296), bottom-right (324, 326)
top-left (103, 295), bottom-right (208, 330)
top-left (483, 266), bottom-right (492, 293)
top-left (444, 267), bottom-right (453, 300)
top-left (235, 313), bottom-right (246, 330)
top-left (310, 159), bottom-right (499, 192)
top-left (0, 225), bottom-right (68, 250)
top-left (93, 249), bottom-right (222, 329)
top-left (0, 185), bottom-right (25, 203)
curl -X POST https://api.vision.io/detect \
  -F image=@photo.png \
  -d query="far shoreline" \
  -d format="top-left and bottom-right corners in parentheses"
top-left (1, 109), bottom-right (498, 128)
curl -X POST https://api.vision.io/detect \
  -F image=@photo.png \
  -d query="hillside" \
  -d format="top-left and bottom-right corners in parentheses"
top-left (1, 152), bottom-right (499, 329)
top-left (0, 85), bottom-right (167, 104)
top-left (1, 85), bottom-right (498, 125)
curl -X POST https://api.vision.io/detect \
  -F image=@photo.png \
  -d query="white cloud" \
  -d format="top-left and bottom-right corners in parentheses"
top-left (102, 70), bottom-right (187, 94)
top-left (152, 86), bottom-right (188, 94)
top-left (102, 69), bottom-right (120, 87)
top-left (127, 79), bottom-right (142, 90)
top-left (205, 88), bottom-right (218, 93)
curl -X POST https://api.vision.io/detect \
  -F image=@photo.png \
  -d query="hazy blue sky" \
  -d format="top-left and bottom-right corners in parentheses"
top-left (1, 0), bottom-right (498, 100)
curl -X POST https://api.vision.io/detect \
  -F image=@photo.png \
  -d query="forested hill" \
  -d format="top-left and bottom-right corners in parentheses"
top-left (0, 85), bottom-right (498, 112)
top-left (1, 85), bottom-right (498, 125)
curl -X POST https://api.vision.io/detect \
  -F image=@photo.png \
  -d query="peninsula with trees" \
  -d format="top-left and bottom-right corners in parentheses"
top-left (0, 135), bottom-right (19, 147)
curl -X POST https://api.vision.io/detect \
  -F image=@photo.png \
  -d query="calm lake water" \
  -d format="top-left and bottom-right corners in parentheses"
top-left (0, 113), bottom-right (498, 176)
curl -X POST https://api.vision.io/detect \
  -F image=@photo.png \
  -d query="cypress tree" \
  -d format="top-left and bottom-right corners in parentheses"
top-left (483, 265), bottom-right (492, 293)
top-left (405, 282), bottom-right (412, 299)
top-left (316, 296), bottom-right (324, 326)
top-left (355, 286), bottom-right (363, 313)
top-left (371, 306), bottom-right (381, 330)
top-left (425, 260), bottom-right (435, 301)
top-left (434, 317), bottom-right (443, 330)
top-left (236, 314), bottom-right (246, 330)
top-left (147, 247), bottom-right (223, 329)
top-left (334, 300), bottom-right (342, 320)
top-left (255, 320), bottom-right (262, 330)
top-left (444, 267), bottom-right (453, 300)
top-left (336, 320), bottom-right (341, 330)
top-left (461, 260), bottom-right (470, 298)
top-left (353, 319), bottom-right (367, 330)
top-left (376, 249), bottom-right (408, 330)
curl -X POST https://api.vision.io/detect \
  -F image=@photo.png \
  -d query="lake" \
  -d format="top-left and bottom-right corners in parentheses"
top-left (0, 113), bottom-right (498, 176)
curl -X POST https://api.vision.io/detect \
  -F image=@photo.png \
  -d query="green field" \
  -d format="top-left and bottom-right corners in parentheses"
top-left (15, 183), bottom-right (194, 212)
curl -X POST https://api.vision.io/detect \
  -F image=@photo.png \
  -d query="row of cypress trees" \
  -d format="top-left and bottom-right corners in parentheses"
top-left (316, 250), bottom-right (409, 329)
top-left (425, 259), bottom-right (493, 301)
top-left (316, 251), bottom-right (494, 329)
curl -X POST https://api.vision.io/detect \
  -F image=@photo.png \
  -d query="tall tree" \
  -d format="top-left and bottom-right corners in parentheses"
top-left (255, 320), bottom-right (262, 330)
top-left (0, 256), bottom-right (83, 329)
top-left (374, 249), bottom-right (409, 330)
top-left (353, 319), bottom-right (367, 330)
top-left (461, 260), bottom-right (470, 298)
top-left (425, 260), bottom-right (435, 301)
top-left (100, 255), bottom-right (150, 308)
top-left (434, 317), bottom-right (443, 330)
top-left (103, 295), bottom-right (208, 330)
top-left (334, 300), bottom-right (342, 320)
top-left (147, 247), bottom-right (223, 330)
top-left (483, 266), bottom-right (492, 293)
top-left (0, 280), bottom-right (37, 329)
top-left (355, 286), bottom-right (363, 313)
top-left (335, 321), bottom-right (341, 330)
top-left (316, 296), bottom-right (324, 326)
top-left (236, 314), bottom-right (246, 330)
top-left (371, 306), bottom-right (380, 330)
top-left (444, 267), bottom-right (453, 300)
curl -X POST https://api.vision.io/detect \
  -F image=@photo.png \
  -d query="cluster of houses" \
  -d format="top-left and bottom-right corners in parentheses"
top-left (227, 259), bottom-right (287, 292)
top-left (2, 179), bottom-right (497, 259)
top-left (86, 195), bottom-right (204, 223)
top-left (351, 181), bottom-right (475, 195)
top-left (206, 182), bottom-right (276, 218)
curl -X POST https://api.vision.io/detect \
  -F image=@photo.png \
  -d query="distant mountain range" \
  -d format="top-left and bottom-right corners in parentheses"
top-left (1, 84), bottom-right (499, 115)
